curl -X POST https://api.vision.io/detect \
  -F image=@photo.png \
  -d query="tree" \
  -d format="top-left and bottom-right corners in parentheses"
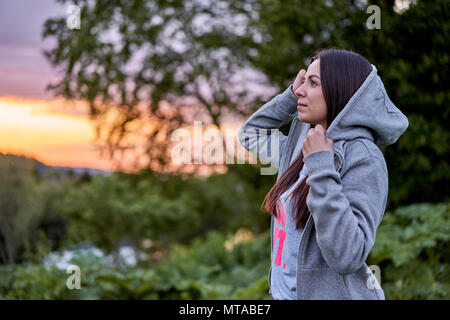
top-left (0, 158), bottom-right (43, 264)
top-left (43, 0), bottom-right (271, 172)
top-left (244, 0), bottom-right (449, 207)
top-left (43, 0), bottom-right (449, 206)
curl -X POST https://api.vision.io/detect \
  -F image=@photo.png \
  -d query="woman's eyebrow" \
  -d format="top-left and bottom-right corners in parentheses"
top-left (309, 75), bottom-right (321, 80)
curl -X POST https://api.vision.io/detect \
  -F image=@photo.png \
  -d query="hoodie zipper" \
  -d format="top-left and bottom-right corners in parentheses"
top-left (296, 213), bottom-right (313, 299)
top-left (298, 151), bottom-right (342, 259)
top-left (295, 152), bottom-right (343, 299)
top-left (297, 213), bottom-right (313, 266)
top-left (297, 152), bottom-right (343, 261)
top-left (334, 152), bottom-right (344, 172)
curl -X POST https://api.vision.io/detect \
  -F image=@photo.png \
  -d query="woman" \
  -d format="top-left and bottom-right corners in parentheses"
top-left (238, 48), bottom-right (409, 300)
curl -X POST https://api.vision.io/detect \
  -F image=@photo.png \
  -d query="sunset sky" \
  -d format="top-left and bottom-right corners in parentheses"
top-left (0, 0), bottom-right (245, 173)
top-left (0, 0), bottom-right (114, 170)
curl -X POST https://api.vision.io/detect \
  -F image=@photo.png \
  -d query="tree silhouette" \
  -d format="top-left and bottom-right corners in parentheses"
top-left (43, 0), bottom-right (271, 172)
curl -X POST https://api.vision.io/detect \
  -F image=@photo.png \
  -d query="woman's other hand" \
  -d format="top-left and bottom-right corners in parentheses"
top-left (302, 124), bottom-right (334, 158)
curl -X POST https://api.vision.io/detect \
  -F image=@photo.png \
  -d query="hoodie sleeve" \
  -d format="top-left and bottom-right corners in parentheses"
top-left (238, 85), bottom-right (298, 171)
top-left (303, 149), bottom-right (388, 275)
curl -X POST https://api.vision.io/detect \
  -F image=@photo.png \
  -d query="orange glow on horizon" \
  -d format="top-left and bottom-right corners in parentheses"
top-left (0, 96), bottom-right (245, 174)
top-left (0, 96), bottom-right (116, 171)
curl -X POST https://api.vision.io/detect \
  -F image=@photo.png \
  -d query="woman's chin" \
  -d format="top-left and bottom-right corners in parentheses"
top-left (297, 113), bottom-right (309, 122)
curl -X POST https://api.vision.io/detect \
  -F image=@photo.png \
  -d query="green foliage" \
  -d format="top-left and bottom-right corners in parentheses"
top-left (0, 154), bottom-right (274, 264)
top-left (53, 164), bottom-right (274, 254)
top-left (1, 154), bottom-right (448, 299)
top-left (0, 229), bottom-right (271, 300)
top-left (180, 164), bottom-right (274, 235)
top-left (370, 203), bottom-right (450, 267)
top-left (22, 230), bottom-right (52, 265)
top-left (1, 202), bottom-right (448, 300)
top-left (368, 202), bottom-right (450, 299)
top-left (153, 230), bottom-right (271, 299)
top-left (0, 154), bottom-right (76, 264)
top-left (3, 264), bottom-right (69, 299)
top-left (55, 171), bottom-right (200, 252)
top-left (0, 155), bottom-right (53, 264)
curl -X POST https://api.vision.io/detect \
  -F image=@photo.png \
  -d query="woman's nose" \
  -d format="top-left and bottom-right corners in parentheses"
top-left (294, 84), bottom-right (306, 98)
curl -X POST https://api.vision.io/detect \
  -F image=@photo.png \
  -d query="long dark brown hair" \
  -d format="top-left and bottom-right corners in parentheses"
top-left (261, 48), bottom-right (372, 229)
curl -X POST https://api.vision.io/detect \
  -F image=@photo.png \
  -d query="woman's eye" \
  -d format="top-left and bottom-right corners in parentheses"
top-left (311, 80), bottom-right (317, 86)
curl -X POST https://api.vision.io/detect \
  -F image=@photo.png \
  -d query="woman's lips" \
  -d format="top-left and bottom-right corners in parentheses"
top-left (297, 104), bottom-right (307, 110)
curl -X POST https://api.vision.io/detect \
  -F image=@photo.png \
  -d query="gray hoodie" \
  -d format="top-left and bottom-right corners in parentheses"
top-left (238, 64), bottom-right (409, 299)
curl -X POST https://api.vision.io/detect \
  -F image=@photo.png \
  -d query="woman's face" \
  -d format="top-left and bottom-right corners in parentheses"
top-left (294, 59), bottom-right (328, 129)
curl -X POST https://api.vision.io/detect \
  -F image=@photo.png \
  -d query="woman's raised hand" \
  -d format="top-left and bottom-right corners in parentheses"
top-left (292, 69), bottom-right (306, 93)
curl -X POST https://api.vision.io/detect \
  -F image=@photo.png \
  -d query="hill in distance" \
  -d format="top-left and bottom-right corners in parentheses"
top-left (0, 152), bottom-right (111, 179)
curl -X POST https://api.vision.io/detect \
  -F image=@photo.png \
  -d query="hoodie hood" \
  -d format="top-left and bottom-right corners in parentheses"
top-left (325, 64), bottom-right (409, 146)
